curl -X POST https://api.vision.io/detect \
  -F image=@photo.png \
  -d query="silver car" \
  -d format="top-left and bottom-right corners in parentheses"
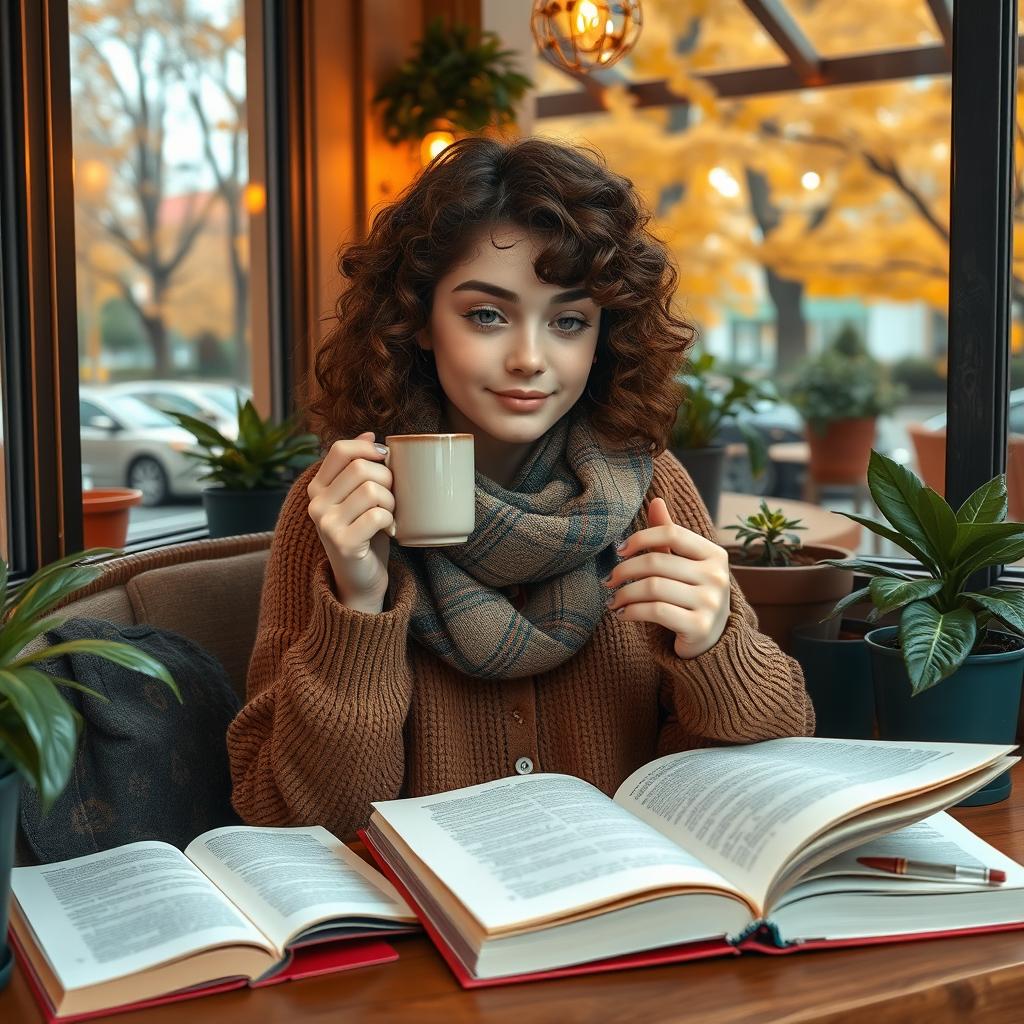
top-left (106, 380), bottom-right (250, 442)
top-left (79, 386), bottom-right (207, 506)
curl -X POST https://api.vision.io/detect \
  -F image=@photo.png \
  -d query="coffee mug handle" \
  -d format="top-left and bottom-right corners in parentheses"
top-left (382, 446), bottom-right (397, 538)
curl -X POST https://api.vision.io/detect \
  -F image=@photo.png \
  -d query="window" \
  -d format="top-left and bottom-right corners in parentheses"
top-left (68, 0), bottom-right (254, 539)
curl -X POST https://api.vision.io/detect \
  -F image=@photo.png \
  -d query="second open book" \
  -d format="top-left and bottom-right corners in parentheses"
top-left (361, 737), bottom-right (1024, 985)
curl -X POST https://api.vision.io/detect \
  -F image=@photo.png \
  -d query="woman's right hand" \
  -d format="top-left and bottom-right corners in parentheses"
top-left (307, 432), bottom-right (394, 613)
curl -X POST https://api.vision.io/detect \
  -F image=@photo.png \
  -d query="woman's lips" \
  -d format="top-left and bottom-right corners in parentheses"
top-left (490, 391), bottom-right (550, 412)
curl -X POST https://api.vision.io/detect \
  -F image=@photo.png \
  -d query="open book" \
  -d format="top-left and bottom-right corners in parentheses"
top-left (9, 824), bottom-right (419, 1021)
top-left (360, 737), bottom-right (1023, 985)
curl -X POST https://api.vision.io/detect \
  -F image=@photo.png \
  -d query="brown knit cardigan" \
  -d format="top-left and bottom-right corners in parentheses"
top-left (227, 451), bottom-right (815, 841)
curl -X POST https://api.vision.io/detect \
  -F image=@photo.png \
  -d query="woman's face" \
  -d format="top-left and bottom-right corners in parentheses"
top-left (420, 223), bottom-right (601, 483)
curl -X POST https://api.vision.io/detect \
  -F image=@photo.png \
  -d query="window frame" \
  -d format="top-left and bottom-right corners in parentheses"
top-left (1, 0), bottom-right (310, 588)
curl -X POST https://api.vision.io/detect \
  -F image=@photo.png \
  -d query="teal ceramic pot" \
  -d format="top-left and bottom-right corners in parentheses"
top-left (201, 486), bottom-right (289, 538)
top-left (0, 759), bottom-right (20, 989)
top-left (866, 625), bottom-right (1024, 805)
top-left (790, 618), bottom-right (875, 739)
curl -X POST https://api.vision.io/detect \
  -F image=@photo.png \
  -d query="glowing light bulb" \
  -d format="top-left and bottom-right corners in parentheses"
top-left (801, 171), bottom-right (821, 190)
top-left (708, 166), bottom-right (740, 198)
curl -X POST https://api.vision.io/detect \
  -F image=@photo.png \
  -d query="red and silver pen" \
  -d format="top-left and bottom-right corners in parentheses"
top-left (857, 856), bottom-right (1006, 884)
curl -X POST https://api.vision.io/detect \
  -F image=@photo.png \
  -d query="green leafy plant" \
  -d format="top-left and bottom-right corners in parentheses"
top-left (165, 397), bottom-right (321, 491)
top-left (822, 449), bottom-right (1024, 694)
top-left (0, 549), bottom-right (180, 809)
top-left (671, 350), bottom-right (779, 476)
top-left (787, 324), bottom-right (904, 435)
top-left (373, 16), bottom-right (532, 143)
top-left (723, 498), bottom-right (807, 566)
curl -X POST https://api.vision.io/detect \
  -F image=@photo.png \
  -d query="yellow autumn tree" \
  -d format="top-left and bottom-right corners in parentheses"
top-left (533, 0), bottom-right (974, 372)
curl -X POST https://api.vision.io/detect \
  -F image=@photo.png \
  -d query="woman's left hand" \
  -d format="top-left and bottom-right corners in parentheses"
top-left (603, 496), bottom-right (731, 659)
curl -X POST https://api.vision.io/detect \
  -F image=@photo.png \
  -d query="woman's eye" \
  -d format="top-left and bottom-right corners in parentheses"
top-left (463, 308), bottom-right (503, 329)
top-left (554, 315), bottom-right (590, 335)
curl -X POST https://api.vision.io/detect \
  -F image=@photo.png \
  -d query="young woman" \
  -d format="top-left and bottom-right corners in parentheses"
top-left (227, 136), bottom-right (813, 841)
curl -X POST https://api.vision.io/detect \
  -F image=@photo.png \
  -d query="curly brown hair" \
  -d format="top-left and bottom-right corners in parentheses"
top-left (306, 135), bottom-right (694, 455)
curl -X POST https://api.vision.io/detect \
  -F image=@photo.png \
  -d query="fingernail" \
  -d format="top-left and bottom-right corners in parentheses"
top-left (605, 596), bottom-right (616, 607)
top-left (373, 443), bottom-right (389, 455)
top-left (600, 575), bottom-right (611, 586)
top-left (616, 539), bottom-right (628, 552)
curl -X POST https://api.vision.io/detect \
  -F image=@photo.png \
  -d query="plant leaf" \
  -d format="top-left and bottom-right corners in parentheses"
top-left (866, 450), bottom-right (943, 568)
top-left (915, 488), bottom-right (957, 570)
top-left (0, 667), bottom-right (81, 808)
top-left (950, 523), bottom-right (1024, 566)
top-left (963, 588), bottom-right (1024, 636)
top-left (11, 640), bottom-right (181, 701)
top-left (0, 614), bottom-right (67, 667)
top-left (956, 476), bottom-right (1008, 526)
top-left (868, 576), bottom-right (943, 617)
top-left (818, 558), bottom-right (913, 580)
top-left (900, 601), bottom-right (977, 695)
top-left (829, 510), bottom-right (939, 572)
top-left (820, 584), bottom-right (871, 622)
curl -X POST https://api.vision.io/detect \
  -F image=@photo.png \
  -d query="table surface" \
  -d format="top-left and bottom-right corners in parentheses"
top-left (5, 772), bottom-right (1024, 1024)
top-left (716, 491), bottom-right (862, 553)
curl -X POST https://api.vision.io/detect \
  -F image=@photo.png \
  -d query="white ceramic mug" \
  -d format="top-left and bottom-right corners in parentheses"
top-left (384, 433), bottom-right (475, 546)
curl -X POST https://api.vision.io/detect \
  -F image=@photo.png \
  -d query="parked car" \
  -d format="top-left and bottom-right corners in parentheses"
top-left (922, 386), bottom-right (1024, 434)
top-left (107, 380), bottom-right (252, 442)
top-left (717, 397), bottom-right (806, 497)
top-left (79, 385), bottom-right (208, 506)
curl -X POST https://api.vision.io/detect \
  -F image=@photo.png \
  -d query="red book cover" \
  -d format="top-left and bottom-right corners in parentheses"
top-left (357, 827), bottom-right (738, 988)
top-left (8, 924), bottom-right (400, 1023)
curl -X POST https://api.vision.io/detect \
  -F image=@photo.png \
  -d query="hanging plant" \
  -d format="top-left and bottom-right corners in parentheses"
top-left (373, 16), bottom-right (533, 144)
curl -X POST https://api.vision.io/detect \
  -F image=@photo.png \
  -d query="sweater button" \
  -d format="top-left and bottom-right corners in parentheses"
top-left (514, 756), bottom-right (534, 775)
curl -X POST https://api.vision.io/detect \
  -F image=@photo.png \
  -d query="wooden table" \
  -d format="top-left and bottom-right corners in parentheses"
top-left (716, 491), bottom-right (862, 552)
top-left (6, 772), bottom-right (1024, 1023)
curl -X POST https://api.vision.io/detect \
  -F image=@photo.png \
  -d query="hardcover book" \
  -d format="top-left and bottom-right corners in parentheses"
top-left (360, 737), bottom-right (1024, 985)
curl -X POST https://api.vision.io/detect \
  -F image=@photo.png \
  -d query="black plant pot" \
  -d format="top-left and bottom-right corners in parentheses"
top-left (866, 625), bottom-right (1024, 805)
top-left (0, 759), bottom-right (20, 990)
top-left (671, 445), bottom-right (726, 524)
top-left (790, 618), bottom-right (875, 739)
top-left (201, 486), bottom-right (290, 538)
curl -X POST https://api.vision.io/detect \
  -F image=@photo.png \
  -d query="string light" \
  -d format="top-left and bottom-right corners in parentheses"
top-left (531, 1), bottom-right (643, 75)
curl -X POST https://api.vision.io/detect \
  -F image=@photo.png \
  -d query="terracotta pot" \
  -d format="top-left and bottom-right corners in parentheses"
top-left (726, 543), bottom-right (855, 656)
top-left (805, 417), bottom-right (876, 485)
top-left (82, 488), bottom-right (143, 548)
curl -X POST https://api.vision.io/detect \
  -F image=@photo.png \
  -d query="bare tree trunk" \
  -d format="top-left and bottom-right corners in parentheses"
top-left (745, 167), bottom-right (809, 374)
top-left (767, 273), bottom-right (808, 375)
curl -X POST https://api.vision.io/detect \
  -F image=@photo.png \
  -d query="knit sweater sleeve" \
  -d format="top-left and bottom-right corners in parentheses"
top-left (226, 462), bottom-right (414, 841)
top-left (645, 452), bottom-right (815, 747)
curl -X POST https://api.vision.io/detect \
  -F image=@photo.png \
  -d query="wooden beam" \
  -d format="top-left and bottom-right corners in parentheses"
top-left (536, 43), bottom-right (954, 117)
top-left (926, 0), bottom-right (954, 59)
top-left (741, 0), bottom-right (822, 84)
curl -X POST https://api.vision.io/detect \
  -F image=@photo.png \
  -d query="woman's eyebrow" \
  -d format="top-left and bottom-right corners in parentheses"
top-left (451, 280), bottom-right (591, 304)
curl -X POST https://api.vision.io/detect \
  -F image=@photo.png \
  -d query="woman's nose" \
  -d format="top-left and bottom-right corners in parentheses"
top-left (506, 330), bottom-right (546, 374)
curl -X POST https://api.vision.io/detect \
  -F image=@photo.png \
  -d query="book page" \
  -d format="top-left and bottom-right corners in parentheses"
top-left (781, 812), bottom-right (1024, 902)
top-left (768, 812), bottom-right (1024, 942)
top-left (11, 842), bottom-right (270, 991)
top-left (612, 737), bottom-right (1016, 912)
top-left (185, 825), bottom-right (416, 955)
top-left (371, 772), bottom-right (746, 933)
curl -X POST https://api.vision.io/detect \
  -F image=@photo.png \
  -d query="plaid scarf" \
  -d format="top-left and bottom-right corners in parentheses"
top-left (387, 401), bottom-right (654, 679)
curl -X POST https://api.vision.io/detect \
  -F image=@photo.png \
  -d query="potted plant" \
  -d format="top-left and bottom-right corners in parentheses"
top-left (723, 498), bottom-right (855, 656)
top-left (0, 548), bottom-right (180, 989)
top-left (786, 324), bottom-right (904, 488)
top-left (821, 449), bottom-right (1024, 805)
top-left (373, 16), bottom-right (532, 157)
top-left (671, 351), bottom-right (778, 523)
top-left (790, 617), bottom-right (876, 739)
top-left (164, 398), bottom-right (321, 538)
